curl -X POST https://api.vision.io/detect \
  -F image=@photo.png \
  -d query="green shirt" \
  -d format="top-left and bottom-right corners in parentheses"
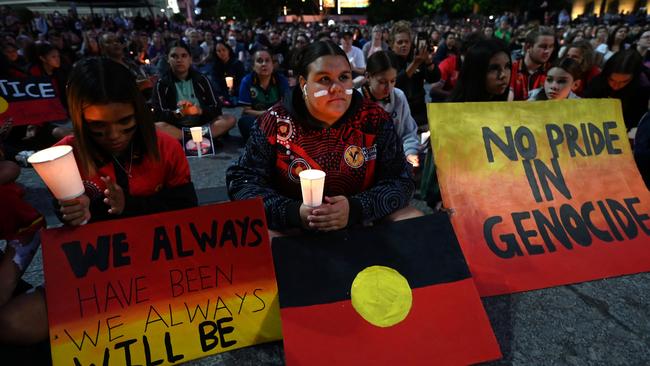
top-left (175, 79), bottom-right (200, 107)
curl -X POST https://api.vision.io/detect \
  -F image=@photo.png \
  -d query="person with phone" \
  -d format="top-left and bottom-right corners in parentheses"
top-left (387, 20), bottom-right (440, 129)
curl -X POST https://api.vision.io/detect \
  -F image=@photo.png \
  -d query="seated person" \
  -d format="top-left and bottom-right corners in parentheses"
top-left (59, 57), bottom-right (199, 223)
top-left (227, 41), bottom-right (421, 233)
top-left (0, 57), bottom-right (199, 348)
top-left (152, 41), bottom-right (235, 141)
top-left (359, 51), bottom-right (420, 167)
top-left (237, 49), bottom-right (289, 142)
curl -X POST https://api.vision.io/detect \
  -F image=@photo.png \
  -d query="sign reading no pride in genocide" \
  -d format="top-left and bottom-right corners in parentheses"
top-left (41, 199), bottom-right (281, 366)
top-left (428, 99), bottom-right (650, 296)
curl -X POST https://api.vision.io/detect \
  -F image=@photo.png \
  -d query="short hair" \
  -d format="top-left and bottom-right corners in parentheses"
top-left (389, 20), bottom-right (412, 45)
top-left (167, 40), bottom-right (191, 56)
top-left (552, 57), bottom-right (582, 81)
top-left (66, 57), bottom-right (159, 175)
top-left (291, 40), bottom-right (349, 80)
top-left (525, 27), bottom-right (555, 47)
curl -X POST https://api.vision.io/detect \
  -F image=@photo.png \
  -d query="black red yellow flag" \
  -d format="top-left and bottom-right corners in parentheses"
top-left (272, 214), bottom-right (501, 365)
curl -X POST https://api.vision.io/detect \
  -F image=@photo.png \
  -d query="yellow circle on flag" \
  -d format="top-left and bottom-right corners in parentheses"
top-left (0, 97), bottom-right (8, 114)
top-left (350, 265), bottom-right (412, 327)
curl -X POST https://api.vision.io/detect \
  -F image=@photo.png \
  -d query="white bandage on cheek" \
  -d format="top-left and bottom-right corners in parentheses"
top-left (313, 89), bottom-right (329, 97)
top-left (345, 89), bottom-right (353, 95)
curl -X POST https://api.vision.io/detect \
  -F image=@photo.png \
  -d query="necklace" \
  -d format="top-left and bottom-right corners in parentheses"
top-left (112, 143), bottom-right (134, 178)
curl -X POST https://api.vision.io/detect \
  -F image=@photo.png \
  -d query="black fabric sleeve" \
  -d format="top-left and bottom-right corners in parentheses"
top-left (226, 119), bottom-right (303, 230)
top-left (199, 75), bottom-right (223, 121)
top-left (151, 80), bottom-right (178, 124)
top-left (350, 120), bottom-right (415, 223)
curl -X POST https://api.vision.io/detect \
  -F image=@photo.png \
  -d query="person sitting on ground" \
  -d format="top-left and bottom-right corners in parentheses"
top-left (237, 49), bottom-right (289, 142)
top-left (421, 38), bottom-right (513, 210)
top-left (509, 28), bottom-right (555, 101)
top-left (227, 40), bottom-right (421, 233)
top-left (359, 51), bottom-right (420, 167)
top-left (528, 57), bottom-right (582, 100)
top-left (58, 57), bottom-right (199, 225)
top-left (585, 49), bottom-right (649, 131)
top-left (388, 20), bottom-right (440, 129)
top-left (564, 40), bottom-right (601, 97)
top-left (595, 25), bottom-right (630, 67)
top-left (212, 40), bottom-right (245, 105)
top-left (340, 31), bottom-right (366, 87)
top-left (0, 57), bottom-right (199, 350)
top-left (152, 41), bottom-right (236, 141)
top-left (100, 32), bottom-right (153, 93)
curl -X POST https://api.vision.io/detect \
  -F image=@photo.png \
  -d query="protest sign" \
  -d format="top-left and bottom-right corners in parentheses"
top-left (0, 77), bottom-right (68, 125)
top-left (428, 99), bottom-right (650, 296)
top-left (273, 214), bottom-right (501, 366)
top-left (41, 199), bottom-right (281, 366)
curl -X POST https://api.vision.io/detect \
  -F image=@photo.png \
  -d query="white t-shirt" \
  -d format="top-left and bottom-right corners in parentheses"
top-left (343, 45), bottom-right (366, 69)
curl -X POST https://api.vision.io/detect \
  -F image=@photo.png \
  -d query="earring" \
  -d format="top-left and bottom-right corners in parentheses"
top-left (302, 85), bottom-right (308, 100)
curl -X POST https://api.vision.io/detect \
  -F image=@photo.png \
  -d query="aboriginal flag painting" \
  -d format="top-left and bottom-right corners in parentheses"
top-left (272, 214), bottom-right (501, 366)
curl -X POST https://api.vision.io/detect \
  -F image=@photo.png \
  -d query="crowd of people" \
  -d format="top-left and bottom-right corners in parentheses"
top-left (1, 4), bottom-right (650, 361)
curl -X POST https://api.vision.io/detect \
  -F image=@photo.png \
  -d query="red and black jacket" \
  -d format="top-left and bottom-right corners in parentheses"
top-left (226, 88), bottom-right (415, 230)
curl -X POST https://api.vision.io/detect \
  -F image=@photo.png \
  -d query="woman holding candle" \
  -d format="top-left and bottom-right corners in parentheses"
top-left (227, 40), bottom-right (420, 232)
top-left (56, 57), bottom-right (198, 225)
top-left (212, 40), bottom-right (245, 104)
top-left (152, 41), bottom-right (236, 141)
top-left (0, 58), bottom-right (199, 347)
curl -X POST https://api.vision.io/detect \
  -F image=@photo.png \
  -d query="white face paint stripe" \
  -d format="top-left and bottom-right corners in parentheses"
top-left (345, 89), bottom-right (353, 95)
top-left (313, 89), bottom-right (329, 97)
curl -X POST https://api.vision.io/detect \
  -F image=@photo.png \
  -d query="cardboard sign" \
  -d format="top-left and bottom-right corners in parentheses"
top-left (428, 99), bottom-right (650, 296)
top-left (182, 125), bottom-right (215, 158)
top-left (273, 214), bottom-right (501, 366)
top-left (0, 78), bottom-right (68, 125)
top-left (41, 199), bottom-right (282, 366)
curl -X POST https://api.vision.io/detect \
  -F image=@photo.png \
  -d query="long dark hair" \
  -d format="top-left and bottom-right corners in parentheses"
top-left (291, 40), bottom-right (350, 81)
top-left (606, 25), bottom-right (629, 49)
top-left (214, 39), bottom-right (235, 64)
top-left (66, 57), bottom-right (159, 175)
top-left (450, 38), bottom-right (511, 102)
top-left (366, 50), bottom-right (395, 76)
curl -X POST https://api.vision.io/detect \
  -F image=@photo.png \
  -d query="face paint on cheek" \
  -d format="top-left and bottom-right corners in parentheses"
top-left (345, 89), bottom-right (353, 95)
top-left (313, 89), bottom-right (329, 97)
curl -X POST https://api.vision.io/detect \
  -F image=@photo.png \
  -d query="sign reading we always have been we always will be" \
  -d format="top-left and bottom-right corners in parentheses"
top-left (429, 99), bottom-right (650, 297)
top-left (41, 199), bottom-right (282, 366)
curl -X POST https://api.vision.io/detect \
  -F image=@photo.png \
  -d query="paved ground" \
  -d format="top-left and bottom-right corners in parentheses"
top-left (9, 105), bottom-right (650, 365)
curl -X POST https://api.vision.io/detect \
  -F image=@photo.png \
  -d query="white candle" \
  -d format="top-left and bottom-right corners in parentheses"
top-left (190, 127), bottom-right (203, 158)
top-left (28, 145), bottom-right (85, 200)
top-left (299, 169), bottom-right (326, 207)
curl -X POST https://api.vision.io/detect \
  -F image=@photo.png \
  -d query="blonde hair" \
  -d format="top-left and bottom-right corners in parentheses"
top-left (389, 20), bottom-right (412, 46)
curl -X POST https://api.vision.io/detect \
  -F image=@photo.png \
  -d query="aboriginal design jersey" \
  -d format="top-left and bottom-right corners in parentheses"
top-left (256, 98), bottom-right (388, 200)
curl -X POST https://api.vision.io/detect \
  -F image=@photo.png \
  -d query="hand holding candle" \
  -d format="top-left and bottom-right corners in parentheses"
top-left (28, 145), bottom-right (84, 200)
top-left (225, 76), bottom-right (234, 90)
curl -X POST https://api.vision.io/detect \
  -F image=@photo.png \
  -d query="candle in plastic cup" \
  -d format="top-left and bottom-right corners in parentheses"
top-left (190, 126), bottom-right (203, 143)
top-left (28, 145), bottom-right (85, 200)
top-left (225, 76), bottom-right (234, 89)
top-left (299, 169), bottom-right (326, 207)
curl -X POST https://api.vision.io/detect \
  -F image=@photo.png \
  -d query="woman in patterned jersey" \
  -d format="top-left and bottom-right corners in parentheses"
top-left (227, 40), bottom-right (421, 233)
